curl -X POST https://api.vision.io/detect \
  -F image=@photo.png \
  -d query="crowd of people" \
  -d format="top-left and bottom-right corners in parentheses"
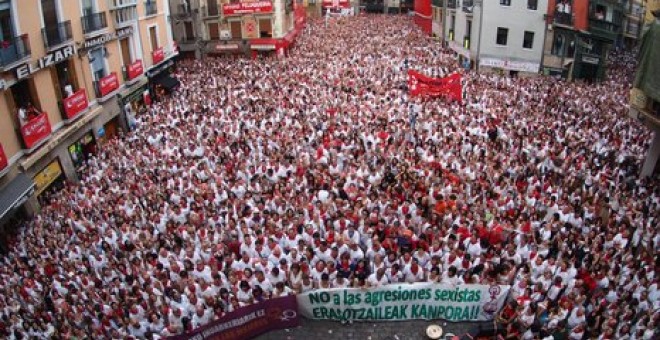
top-left (0, 14), bottom-right (658, 340)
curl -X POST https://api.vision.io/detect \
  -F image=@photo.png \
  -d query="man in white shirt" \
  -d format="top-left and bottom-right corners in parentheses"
top-left (366, 268), bottom-right (389, 287)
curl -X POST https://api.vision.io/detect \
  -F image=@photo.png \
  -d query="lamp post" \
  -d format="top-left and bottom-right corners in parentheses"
top-left (474, 0), bottom-right (483, 73)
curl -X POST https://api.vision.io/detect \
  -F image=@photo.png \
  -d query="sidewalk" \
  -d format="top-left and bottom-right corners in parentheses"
top-left (256, 319), bottom-right (491, 339)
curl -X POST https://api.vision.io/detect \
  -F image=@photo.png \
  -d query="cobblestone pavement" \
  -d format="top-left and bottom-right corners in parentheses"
top-left (256, 319), bottom-right (490, 340)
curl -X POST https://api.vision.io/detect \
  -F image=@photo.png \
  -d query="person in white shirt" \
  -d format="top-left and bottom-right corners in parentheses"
top-left (366, 268), bottom-right (390, 287)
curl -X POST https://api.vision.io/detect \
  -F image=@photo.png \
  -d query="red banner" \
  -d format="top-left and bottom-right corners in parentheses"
top-left (322, 0), bottom-right (350, 8)
top-left (99, 73), bottom-right (119, 97)
top-left (20, 112), bottom-right (52, 149)
top-left (0, 143), bottom-right (7, 171)
top-left (408, 70), bottom-right (462, 103)
top-left (166, 295), bottom-right (299, 340)
top-left (127, 59), bottom-right (143, 80)
top-left (152, 47), bottom-right (164, 65)
top-left (62, 89), bottom-right (89, 120)
top-left (223, 1), bottom-right (273, 15)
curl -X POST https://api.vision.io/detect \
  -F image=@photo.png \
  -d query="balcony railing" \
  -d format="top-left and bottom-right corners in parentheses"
top-left (114, 7), bottom-right (138, 25)
top-left (145, 0), bottom-right (158, 16)
top-left (81, 12), bottom-right (108, 34)
top-left (463, 0), bottom-right (473, 12)
top-left (109, 0), bottom-right (138, 9)
top-left (589, 17), bottom-right (621, 33)
top-left (554, 13), bottom-right (574, 26)
top-left (0, 34), bottom-right (31, 67)
top-left (41, 21), bottom-right (73, 49)
top-left (447, 0), bottom-right (457, 9)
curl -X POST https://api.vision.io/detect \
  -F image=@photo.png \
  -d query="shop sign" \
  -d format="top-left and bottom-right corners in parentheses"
top-left (582, 56), bottom-right (600, 65)
top-left (152, 47), bottom-right (165, 65)
top-left (127, 59), bottom-right (144, 80)
top-left (33, 160), bottom-right (62, 196)
top-left (62, 89), bottom-right (89, 119)
top-left (16, 44), bottom-right (75, 80)
top-left (223, 1), bottom-right (273, 15)
top-left (78, 27), bottom-right (133, 54)
top-left (479, 58), bottom-right (540, 73)
top-left (215, 43), bottom-right (240, 51)
top-left (322, 0), bottom-right (350, 8)
top-left (99, 73), bottom-right (119, 97)
top-left (0, 143), bottom-right (7, 171)
top-left (20, 112), bottom-right (52, 149)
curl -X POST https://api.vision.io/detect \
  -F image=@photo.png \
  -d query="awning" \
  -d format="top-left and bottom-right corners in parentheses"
top-left (153, 75), bottom-right (180, 92)
top-left (0, 173), bottom-right (35, 221)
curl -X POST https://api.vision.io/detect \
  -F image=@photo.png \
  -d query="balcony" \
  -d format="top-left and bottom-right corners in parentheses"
top-left (463, 0), bottom-right (473, 12)
top-left (447, 0), bottom-right (457, 9)
top-left (553, 13), bottom-right (574, 26)
top-left (41, 21), bottom-right (73, 49)
top-left (0, 34), bottom-right (31, 68)
top-left (108, 0), bottom-right (137, 9)
top-left (81, 12), bottom-right (108, 35)
top-left (145, 0), bottom-right (158, 16)
top-left (588, 17), bottom-right (621, 41)
top-left (463, 36), bottom-right (470, 49)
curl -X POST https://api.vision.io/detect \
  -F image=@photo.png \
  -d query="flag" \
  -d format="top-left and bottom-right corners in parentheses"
top-left (408, 70), bottom-right (462, 103)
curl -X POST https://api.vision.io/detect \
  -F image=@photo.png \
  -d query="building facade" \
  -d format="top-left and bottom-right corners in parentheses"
top-left (430, 0), bottom-right (548, 75)
top-left (0, 0), bottom-right (178, 233)
top-left (169, 0), bottom-right (307, 58)
top-left (622, 0), bottom-right (645, 48)
top-left (541, 0), bottom-right (624, 81)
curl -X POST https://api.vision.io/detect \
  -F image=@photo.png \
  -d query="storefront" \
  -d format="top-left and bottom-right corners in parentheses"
top-left (68, 132), bottom-right (97, 176)
top-left (146, 59), bottom-right (179, 102)
top-left (32, 159), bottom-right (65, 205)
top-left (0, 173), bottom-right (35, 254)
top-left (478, 57), bottom-right (541, 75)
top-left (118, 78), bottom-right (149, 131)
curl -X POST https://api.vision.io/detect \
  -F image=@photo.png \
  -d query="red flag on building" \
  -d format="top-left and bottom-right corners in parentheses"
top-left (408, 70), bottom-right (462, 103)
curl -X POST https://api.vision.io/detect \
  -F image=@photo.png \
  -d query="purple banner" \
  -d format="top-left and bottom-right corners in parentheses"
top-left (167, 295), bottom-right (299, 340)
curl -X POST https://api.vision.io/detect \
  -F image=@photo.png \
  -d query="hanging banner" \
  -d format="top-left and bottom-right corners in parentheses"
top-left (408, 70), bottom-right (462, 103)
top-left (20, 112), bottom-right (52, 149)
top-left (298, 283), bottom-right (509, 322)
top-left (62, 89), bottom-right (89, 119)
top-left (126, 59), bottom-right (144, 81)
top-left (99, 73), bottom-right (119, 97)
top-left (152, 47), bottom-right (165, 65)
top-left (0, 143), bottom-right (7, 171)
top-left (166, 295), bottom-right (299, 340)
top-left (223, 1), bottom-right (274, 15)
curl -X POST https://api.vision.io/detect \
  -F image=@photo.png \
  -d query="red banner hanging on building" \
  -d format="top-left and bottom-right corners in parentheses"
top-left (0, 143), bottom-right (7, 171)
top-left (99, 73), bottom-right (119, 97)
top-left (322, 0), bottom-right (350, 8)
top-left (408, 70), bottom-right (462, 103)
top-left (127, 59), bottom-right (143, 80)
top-left (152, 47), bottom-right (164, 65)
top-left (62, 89), bottom-right (89, 120)
top-left (20, 112), bottom-right (52, 149)
top-left (223, 1), bottom-right (273, 15)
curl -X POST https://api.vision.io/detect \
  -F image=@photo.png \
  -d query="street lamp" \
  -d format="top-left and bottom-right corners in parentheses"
top-left (474, 0), bottom-right (483, 73)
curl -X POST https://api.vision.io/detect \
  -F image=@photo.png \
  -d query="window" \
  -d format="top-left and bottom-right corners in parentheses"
top-left (0, 0), bottom-right (14, 42)
top-left (523, 31), bottom-right (534, 49)
top-left (500, 0), bottom-right (511, 6)
top-left (259, 18), bottom-right (272, 38)
top-left (119, 37), bottom-right (132, 66)
top-left (51, 60), bottom-right (79, 99)
top-left (229, 21), bottom-right (241, 39)
top-left (149, 26), bottom-right (158, 50)
top-left (208, 22), bottom-right (219, 40)
top-left (89, 47), bottom-right (106, 81)
top-left (527, 0), bottom-right (537, 10)
top-left (496, 27), bottom-right (508, 45)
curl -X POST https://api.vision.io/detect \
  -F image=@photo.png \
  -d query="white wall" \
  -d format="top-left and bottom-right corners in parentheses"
top-left (478, 0), bottom-right (548, 65)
